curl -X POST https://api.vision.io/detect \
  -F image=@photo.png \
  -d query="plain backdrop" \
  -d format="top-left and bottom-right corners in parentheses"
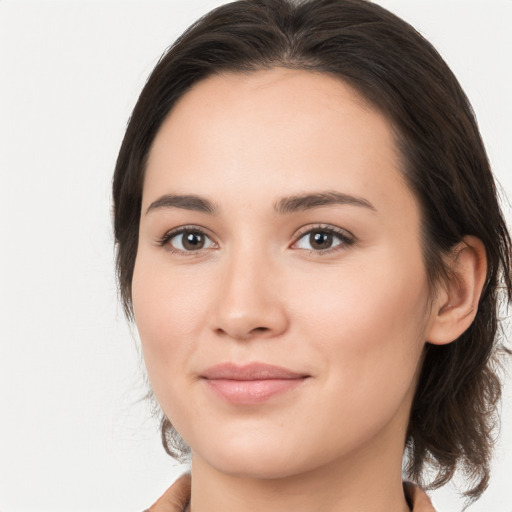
top-left (0, 1), bottom-right (511, 511)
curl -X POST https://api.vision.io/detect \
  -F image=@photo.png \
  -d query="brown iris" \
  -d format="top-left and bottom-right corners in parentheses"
top-left (309, 231), bottom-right (334, 250)
top-left (182, 231), bottom-right (206, 250)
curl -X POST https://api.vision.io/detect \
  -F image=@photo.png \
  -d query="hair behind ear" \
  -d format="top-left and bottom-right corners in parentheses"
top-left (406, 237), bottom-right (508, 501)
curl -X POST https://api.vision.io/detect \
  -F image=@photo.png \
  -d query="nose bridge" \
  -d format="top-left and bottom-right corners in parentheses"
top-left (212, 240), bottom-right (287, 340)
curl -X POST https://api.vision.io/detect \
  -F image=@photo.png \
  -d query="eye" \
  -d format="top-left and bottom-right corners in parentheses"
top-left (159, 227), bottom-right (216, 253)
top-left (293, 226), bottom-right (354, 252)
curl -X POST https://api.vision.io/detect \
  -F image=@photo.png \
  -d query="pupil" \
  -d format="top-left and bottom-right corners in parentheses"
top-left (310, 231), bottom-right (332, 250)
top-left (183, 232), bottom-right (204, 250)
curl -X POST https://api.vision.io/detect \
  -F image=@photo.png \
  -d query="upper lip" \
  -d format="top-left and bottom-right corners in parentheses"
top-left (201, 362), bottom-right (309, 380)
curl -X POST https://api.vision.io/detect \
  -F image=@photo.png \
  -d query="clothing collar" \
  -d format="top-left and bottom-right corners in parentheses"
top-left (147, 474), bottom-right (436, 512)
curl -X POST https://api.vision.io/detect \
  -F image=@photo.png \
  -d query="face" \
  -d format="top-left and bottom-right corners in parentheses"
top-left (132, 69), bottom-right (438, 480)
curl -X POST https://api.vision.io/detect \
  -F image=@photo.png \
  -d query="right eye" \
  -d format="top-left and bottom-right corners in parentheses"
top-left (159, 228), bottom-right (216, 253)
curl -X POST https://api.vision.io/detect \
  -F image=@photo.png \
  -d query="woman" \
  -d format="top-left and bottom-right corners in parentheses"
top-left (112, 0), bottom-right (511, 510)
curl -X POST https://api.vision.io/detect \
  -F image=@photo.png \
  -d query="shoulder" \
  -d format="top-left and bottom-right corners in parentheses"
top-left (144, 473), bottom-right (191, 512)
top-left (403, 482), bottom-right (436, 512)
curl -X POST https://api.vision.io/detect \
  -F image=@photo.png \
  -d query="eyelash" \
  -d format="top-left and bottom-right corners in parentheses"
top-left (292, 224), bottom-right (355, 254)
top-left (156, 224), bottom-right (355, 256)
top-left (156, 226), bottom-right (217, 255)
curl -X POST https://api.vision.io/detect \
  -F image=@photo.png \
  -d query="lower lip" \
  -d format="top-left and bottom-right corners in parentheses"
top-left (204, 378), bottom-right (307, 405)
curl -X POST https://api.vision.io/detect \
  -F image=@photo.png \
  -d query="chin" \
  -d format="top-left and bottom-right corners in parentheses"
top-left (189, 431), bottom-right (311, 479)
top-left (205, 454), bottom-right (306, 480)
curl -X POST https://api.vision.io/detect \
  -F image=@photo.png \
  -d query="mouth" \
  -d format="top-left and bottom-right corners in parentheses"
top-left (200, 362), bottom-right (310, 405)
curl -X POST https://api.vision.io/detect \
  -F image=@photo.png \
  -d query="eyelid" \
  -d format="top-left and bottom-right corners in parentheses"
top-left (291, 224), bottom-right (356, 253)
top-left (156, 224), bottom-right (218, 255)
top-left (154, 223), bottom-right (355, 255)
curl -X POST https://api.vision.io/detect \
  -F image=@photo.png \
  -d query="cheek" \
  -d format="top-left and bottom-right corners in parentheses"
top-left (291, 252), bottom-right (430, 403)
top-left (131, 253), bottom-right (209, 396)
top-left (294, 253), bottom-right (429, 338)
top-left (132, 248), bottom-right (213, 335)
top-left (282, 265), bottom-right (429, 463)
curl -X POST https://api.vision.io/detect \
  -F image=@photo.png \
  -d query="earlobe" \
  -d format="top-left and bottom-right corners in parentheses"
top-left (427, 236), bottom-right (487, 345)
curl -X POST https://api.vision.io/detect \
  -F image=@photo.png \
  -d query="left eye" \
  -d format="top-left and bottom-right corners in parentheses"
top-left (167, 230), bottom-right (216, 252)
top-left (293, 228), bottom-right (352, 252)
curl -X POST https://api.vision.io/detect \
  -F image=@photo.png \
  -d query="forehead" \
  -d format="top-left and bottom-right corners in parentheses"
top-left (144, 68), bottom-right (413, 217)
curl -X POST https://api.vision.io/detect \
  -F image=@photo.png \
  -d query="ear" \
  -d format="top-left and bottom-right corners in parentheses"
top-left (426, 236), bottom-right (487, 345)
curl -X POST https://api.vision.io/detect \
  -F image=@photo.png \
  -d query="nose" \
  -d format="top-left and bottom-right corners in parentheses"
top-left (210, 249), bottom-right (289, 341)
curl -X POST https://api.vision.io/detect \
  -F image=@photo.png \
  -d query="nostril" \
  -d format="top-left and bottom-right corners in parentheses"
top-left (251, 327), bottom-right (270, 334)
top-left (214, 325), bottom-right (271, 339)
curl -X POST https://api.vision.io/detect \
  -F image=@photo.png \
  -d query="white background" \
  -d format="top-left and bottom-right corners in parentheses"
top-left (0, 1), bottom-right (511, 511)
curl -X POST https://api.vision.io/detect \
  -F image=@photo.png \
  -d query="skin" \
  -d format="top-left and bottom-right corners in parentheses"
top-left (132, 69), bottom-right (485, 512)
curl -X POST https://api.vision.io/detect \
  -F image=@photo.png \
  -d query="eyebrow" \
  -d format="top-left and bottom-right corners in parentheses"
top-left (274, 191), bottom-right (376, 214)
top-left (145, 190), bottom-right (376, 216)
top-left (146, 194), bottom-right (218, 215)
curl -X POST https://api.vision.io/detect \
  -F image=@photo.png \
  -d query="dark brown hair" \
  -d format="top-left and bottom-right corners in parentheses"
top-left (113, 0), bottom-right (511, 501)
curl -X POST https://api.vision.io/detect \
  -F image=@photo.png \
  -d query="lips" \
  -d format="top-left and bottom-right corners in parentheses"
top-left (201, 363), bottom-right (309, 405)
